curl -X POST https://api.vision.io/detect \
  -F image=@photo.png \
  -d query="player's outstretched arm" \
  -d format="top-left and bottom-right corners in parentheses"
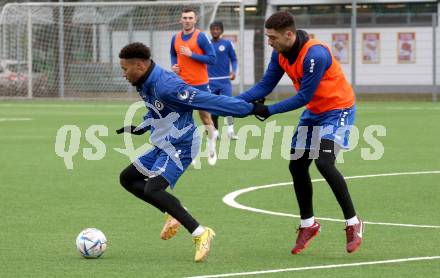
top-left (161, 84), bottom-right (253, 118)
top-left (236, 51), bottom-right (284, 102)
top-left (266, 45), bottom-right (330, 116)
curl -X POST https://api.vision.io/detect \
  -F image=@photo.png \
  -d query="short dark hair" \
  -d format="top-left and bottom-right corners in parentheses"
top-left (119, 42), bottom-right (151, 60)
top-left (265, 11), bottom-right (296, 32)
top-left (210, 21), bottom-right (224, 31)
top-left (182, 7), bottom-right (197, 15)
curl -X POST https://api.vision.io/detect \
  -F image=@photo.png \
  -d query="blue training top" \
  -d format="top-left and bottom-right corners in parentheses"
top-left (137, 64), bottom-right (253, 147)
top-left (236, 45), bottom-right (332, 115)
top-left (208, 38), bottom-right (238, 80)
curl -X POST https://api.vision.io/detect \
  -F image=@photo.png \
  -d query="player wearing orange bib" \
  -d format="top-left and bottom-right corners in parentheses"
top-left (170, 7), bottom-right (218, 166)
top-left (237, 12), bottom-right (363, 254)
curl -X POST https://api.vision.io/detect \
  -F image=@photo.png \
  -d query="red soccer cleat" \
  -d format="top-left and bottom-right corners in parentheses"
top-left (345, 218), bottom-right (364, 253)
top-left (291, 221), bottom-right (321, 254)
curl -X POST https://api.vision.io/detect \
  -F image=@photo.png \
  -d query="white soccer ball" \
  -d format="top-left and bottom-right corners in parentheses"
top-left (76, 228), bottom-right (107, 258)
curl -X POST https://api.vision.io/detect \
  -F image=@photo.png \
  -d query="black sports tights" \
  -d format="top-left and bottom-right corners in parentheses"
top-left (289, 139), bottom-right (356, 220)
top-left (119, 164), bottom-right (199, 233)
top-left (212, 114), bottom-right (219, 130)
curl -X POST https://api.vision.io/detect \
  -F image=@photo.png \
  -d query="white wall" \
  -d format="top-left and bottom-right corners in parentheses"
top-left (265, 26), bottom-right (439, 87)
top-left (269, 0), bottom-right (437, 4)
top-left (100, 29), bottom-right (255, 86)
top-left (101, 26), bottom-right (439, 87)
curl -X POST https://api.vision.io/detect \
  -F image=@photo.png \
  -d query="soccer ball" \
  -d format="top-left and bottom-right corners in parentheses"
top-left (75, 228), bottom-right (107, 258)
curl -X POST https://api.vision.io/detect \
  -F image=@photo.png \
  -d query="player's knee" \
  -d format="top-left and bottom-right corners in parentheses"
top-left (119, 168), bottom-right (131, 189)
top-left (315, 155), bottom-right (335, 173)
top-left (289, 159), bottom-right (303, 178)
top-left (199, 111), bottom-right (212, 124)
top-left (144, 175), bottom-right (169, 198)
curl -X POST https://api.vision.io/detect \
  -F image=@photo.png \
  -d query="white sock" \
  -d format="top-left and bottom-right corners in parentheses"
top-left (346, 216), bottom-right (359, 226)
top-left (300, 216), bottom-right (315, 228)
top-left (213, 129), bottom-right (219, 139)
top-left (192, 225), bottom-right (206, 237)
top-left (227, 125), bottom-right (234, 134)
top-left (207, 137), bottom-right (215, 152)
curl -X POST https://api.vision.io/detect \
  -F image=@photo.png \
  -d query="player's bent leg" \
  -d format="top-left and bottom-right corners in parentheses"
top-left (289, 149), bottom-right (314, 219)
top-left (143, 176), bottom-right (199, 239)
top-left (226, 116), bottom-right (238, 140)
top-left (314, 139), bottom-right (363, 252)
top-left (198, 110), bottom-right (215, 133)
top-left (314, 139), bottom-right (356, 221)
top-left (119, 164), bottom-right (149, 200)
top-left (198, 110), bottom-right (217, 165)
top-left (289, 150), bottom-right (320, 254)
top-left (211, 114), bottom-right (219, 131)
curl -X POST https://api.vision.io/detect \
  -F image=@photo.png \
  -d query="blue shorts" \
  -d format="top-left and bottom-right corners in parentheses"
top-left (134, 146), bottom-right (194, 189)
top-left (292, 105), bottom-right (356, 150)
top-left (192, 84), bottom-right (211, 93)
top-left (209, 79), bottom-right (232, 97)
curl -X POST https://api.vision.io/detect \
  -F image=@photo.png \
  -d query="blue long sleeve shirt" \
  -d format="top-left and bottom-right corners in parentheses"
top-left (138, 64), bottom-right (253, 147)
top-left (237, 45), bottom-right (332, 115)
top-left (170, 31), bottom-right (216, 66)
top-left (208, 38), bottom-right (238, 79)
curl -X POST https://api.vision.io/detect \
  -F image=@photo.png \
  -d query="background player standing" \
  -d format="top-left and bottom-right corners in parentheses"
top-left (170, 7), bottom-right (218, 165)
top-left (208, 21), bottom-right (238, 140)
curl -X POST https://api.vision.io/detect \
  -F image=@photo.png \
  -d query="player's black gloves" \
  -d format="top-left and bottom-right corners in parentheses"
top-left (252, 98), bottom-right (270, 121)
top-left (115, 125), bottom-right (147, 135)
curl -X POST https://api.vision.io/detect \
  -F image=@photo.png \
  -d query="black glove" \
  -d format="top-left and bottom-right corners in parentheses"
top-left (254, 98), bottom-right (266, 105)
top-left (252, 98), bottom-right (270, 121)
top-left (115, 125), bottom-right (147, 135)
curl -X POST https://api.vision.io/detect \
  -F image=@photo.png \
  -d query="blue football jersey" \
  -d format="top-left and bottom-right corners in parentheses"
top-left (208, 38), bottom-right (237, 80)
top-left (137, 63), bottom-right (252, 147)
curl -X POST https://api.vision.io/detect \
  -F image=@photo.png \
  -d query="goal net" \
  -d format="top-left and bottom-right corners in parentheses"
top-left (0, 0), bottom-right (243, 98)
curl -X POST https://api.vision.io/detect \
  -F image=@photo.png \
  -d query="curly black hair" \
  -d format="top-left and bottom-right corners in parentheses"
top-left (119, 42), bottom-right (151, 60)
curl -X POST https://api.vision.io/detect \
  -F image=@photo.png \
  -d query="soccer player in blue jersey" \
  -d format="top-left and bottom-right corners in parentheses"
top-left (208, 21), bottom-right (239, 140)
top-left (239, 12), bottom-right (363, 254)
top-left (117, 42), bottom-right (254, 262)
top-left (170, 8), bottom-right (218, 165)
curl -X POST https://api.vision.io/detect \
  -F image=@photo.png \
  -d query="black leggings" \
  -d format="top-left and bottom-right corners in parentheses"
top-left (119, 164), bottom-right (199, 233)
top-left (289, 139), bottom-right (356, 220)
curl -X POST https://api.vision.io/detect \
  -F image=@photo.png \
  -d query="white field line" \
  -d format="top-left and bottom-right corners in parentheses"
top-left (186, 256), bottom-right (440, 278)
top-left (223, 171), bottom-right (440, 228)
top-left (363, 107), bottom-right (440, 111)
top-left (0, 103), bottom-right (126, 108)
top-left (0, 117), bottom-right (32, 122)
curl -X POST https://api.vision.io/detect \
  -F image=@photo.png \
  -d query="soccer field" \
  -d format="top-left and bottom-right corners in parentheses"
top-left (1, 100), bottom-right (439, 278)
